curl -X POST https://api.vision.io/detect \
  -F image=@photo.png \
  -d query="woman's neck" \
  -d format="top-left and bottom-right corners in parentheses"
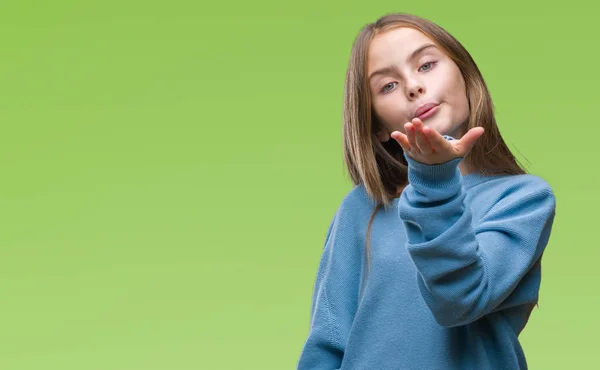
top-left (458, 160), bottom-right (473, 175)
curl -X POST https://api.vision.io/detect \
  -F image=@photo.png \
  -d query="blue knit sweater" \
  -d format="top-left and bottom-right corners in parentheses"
top-left (297, 154), bottom-right (556, 370)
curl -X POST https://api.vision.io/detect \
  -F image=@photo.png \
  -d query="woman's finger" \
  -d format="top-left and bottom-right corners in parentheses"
top-left (405, 123), bottom-right (419, 153)
top-left (391, 131), bottom-right (411, 152)
top-left (423, 126), bottom-right (452, 152)
top-left (413, 121), bottom-right (433, 154)
top-left (456, 127), bottom-right (485, 154)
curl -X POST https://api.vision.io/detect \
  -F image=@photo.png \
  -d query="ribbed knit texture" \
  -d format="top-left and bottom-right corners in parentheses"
top-left (297, 152), bottom-right (556, 370)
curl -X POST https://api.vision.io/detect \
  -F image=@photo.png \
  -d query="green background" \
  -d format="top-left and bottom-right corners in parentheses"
top-left (0, 1), bottom-right (595, 369)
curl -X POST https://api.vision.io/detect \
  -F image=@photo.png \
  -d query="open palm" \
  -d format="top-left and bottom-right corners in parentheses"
top-left (391, 118), bottom-right (485, 165)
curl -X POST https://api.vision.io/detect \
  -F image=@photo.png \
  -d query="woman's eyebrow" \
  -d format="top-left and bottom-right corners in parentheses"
top-left (368, 43), bottom-right (438, 81)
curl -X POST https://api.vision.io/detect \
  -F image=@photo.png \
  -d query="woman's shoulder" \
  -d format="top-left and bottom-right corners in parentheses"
top-left (471, 172), bottom-right (554, 195)
top-left (338, 183), bottom-right (379, 208)
top-left (328, 184), bottom-right (381, 223)
top-left (470, 173), bottom-right (556, 213)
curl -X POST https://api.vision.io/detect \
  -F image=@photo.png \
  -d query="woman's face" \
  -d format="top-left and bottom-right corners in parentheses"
top-left (367, 27), bottom-right (470, 142)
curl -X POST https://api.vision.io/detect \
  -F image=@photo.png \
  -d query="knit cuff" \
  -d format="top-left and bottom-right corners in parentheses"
top-left (404, 155), bottom-right (462, 187)
top-left (403, 135), bottom-right (463, 198)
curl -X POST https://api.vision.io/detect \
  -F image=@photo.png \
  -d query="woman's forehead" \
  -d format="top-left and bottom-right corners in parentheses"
top-left (367, 28), bottom-right (438, 71)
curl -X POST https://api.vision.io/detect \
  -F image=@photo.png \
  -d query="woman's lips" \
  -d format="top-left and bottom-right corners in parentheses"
top-left (416, 104), bottom-right (440, 120)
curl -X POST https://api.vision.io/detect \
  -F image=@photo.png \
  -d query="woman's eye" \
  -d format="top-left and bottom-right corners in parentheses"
top-left (419, 61), bottom-right (436, 72)
top-left (382, 82), bottom-right (397, 93)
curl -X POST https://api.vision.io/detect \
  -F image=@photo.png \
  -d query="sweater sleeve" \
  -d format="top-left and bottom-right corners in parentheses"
top-left (297, 204), bottom-right (362, 369)
top-left (398, 155), bottom-right (556, 328)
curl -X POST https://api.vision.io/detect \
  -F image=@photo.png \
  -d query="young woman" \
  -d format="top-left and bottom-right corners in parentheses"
top-left (297, 13), bottom-right (556, 370)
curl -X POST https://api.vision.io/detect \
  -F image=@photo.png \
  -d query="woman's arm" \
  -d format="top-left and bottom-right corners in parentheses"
top-left (398, 155), bottom-right (556, 328)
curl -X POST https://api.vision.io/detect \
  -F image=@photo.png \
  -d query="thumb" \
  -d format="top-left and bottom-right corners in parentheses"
top-left (457, 127), bottom-right (485, 154)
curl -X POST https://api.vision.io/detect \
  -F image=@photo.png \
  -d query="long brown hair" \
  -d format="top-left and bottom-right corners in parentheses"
top-left (342, 13), bottom-right (527, 292)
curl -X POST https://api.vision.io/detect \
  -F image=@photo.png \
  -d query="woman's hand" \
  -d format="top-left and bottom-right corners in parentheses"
top-left (391, 118), bottom-right (485, 165)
